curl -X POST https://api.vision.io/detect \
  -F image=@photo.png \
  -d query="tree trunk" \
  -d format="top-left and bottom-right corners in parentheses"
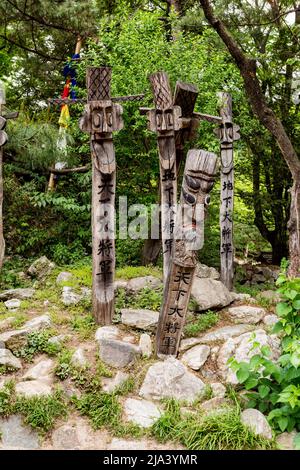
top-left (199, 0), bottom-right (300, 277)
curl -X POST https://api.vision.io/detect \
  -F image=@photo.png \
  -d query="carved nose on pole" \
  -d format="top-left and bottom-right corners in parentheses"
top-left (161, 114), bottom-right (167, 131)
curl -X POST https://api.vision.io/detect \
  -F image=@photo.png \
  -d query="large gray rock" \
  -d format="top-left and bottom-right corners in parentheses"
top-left (0, 314), bottom-right (51, 348)
top-left (22, 358), bottom-right (54, 380)
top-left (126, 276), bottom-right (162, 293)
top-left (0, 415), bottom-right (39, 449)
top-left (4, 299), bottom-right (20, 310)
top-left (121, 309), bottom-right (159, 330)
top-left (217, 329), bottom-right (281, 384)
top-left (0, 288), bottom-right (35, 301)
top-left (179, 337), bottom-right (202, 352)
top-left (0, 348), bottom-right (22, 369)
top-left (27, 256), bottom-right (55, 280)
top-left (124, 398), bottom-right (161, 428)
top-left (241, 409), bottom-right (272, 439)
top-left (99, 338), bottom-right (140, 368)
top-left (199, 324), bottom-right (255, 344)
top-left (191, 278), bottom-right (235, 311)
top-left (62, 286), bottom-right (82, 306)
top-left (181, 345), bottom-right (210, 370)
top-left (195, 263), bottom-right (220, 280)
top-left (139, 357), bottom-right (205, 404)
top-left (227, 306), bottom-right (265, 324)
top-left (15, 380), bottom-right (52, 397)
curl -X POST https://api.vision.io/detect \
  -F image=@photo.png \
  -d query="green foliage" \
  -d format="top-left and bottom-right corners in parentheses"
top-left (116, 265), bottom-right (162, 280)
top-left (14, 389), bottom-right (68, 434)
top-left (14, 330), bottom-right (60, 362)
top-left (0, 382), bottom-right (67, 433)
top-left (184, 311), bottom-right (219, 337)
top-left (115, 286), bottom-right (162, 312)
top-left (151, 399), bottom-right (274, 450)
top-left (230, 275), bottom-right (300, 433)
top-left (71, 313), bottom-right (96, 340)
top-left (74, 391), bottom-right (122, 429)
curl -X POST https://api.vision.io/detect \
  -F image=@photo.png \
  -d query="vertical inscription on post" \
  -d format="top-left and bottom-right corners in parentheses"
top-left (80, 67), bottom-right (123, 324)
top-left (156, 149), bottom-right (218, 357)
top-left (144, 72), bottom-right (182, 280)
top-left (216, 93), bottom-right (240, 291)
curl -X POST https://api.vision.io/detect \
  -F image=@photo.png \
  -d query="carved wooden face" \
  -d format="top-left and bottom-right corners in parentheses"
top-left (79, 101), bottom-right (123, 135)
top-left (220, 121), bottom-right (233, 144)
top-left (147, 106), bottom-right (182, 134)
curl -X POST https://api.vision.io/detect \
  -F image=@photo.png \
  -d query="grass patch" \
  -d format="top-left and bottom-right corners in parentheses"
top-left (151, 398), bottom-right (276, 450)
top-left (13, 330), bottom-right (61, 361)
top-left (115, 286), bottom-right (162, 313)
top-left (14, 389), bottom-right (68, 434)
top-left (0, 382), bottom-right (67, 434)
top-left (71, 312), bottom-right (96, 339)
top-left (73, 389), bottom-right (144, 438)
top-left (116, 265), bottom-right (162, 280)
top-left (184, 311), bottom-right (219, 337)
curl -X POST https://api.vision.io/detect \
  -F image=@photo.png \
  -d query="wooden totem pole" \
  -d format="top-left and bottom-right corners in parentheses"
top-left (80, 67), bottom-right (123, 324)
top-left (215, 93), bottom-right (240, 290)
top-left (156, 149), bottom-right (218, 357)
top-left (141, 72), bottom-right (182, 281)
top-left (0, 84), bottom-right (7, 270)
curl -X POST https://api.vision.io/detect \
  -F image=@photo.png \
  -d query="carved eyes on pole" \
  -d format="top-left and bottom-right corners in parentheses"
top-left (182, 189), bottom-right (196, 205)
top-left (79, 101), bottom-right (124, 134)
top-left (185, 175), bottom-right (200, 190)
top-left (155, 109), bottom-right (174, 132)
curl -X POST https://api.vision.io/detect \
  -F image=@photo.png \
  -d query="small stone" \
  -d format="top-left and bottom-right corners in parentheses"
top-left (0, 317), bottom-right (15, 331)
top-left (102, 372), bottom-right (129, 393)
top-left (241, 409), bottom-right (272, 439)
top-left (0, 288), bottom-right (35, 301)
top-left (0, 415), bottom-right (39, 449)
top-left (121, 308), bottom-right (159, 330)
top-left (276, 431), bottom-right (298, 450)
top-left (99, 338), bottom-right (140, 368)
top-left (179, 337), bottom-right (202, 352)
top-left (231, 293), bottom-right (252, 302)
top-left (0, 348), bottom-right (22, 369)
top-left (95, 325), bottom-right (120, 342)
top-left (124, 398), bottom-right (161, 428)
top-left (259, 290), bottom-right (282, 304)
top-left (139, 334), bottom-right (152, 358)
top-left (48, 334), bottom-right (69, 346)
top-left (139, 357), bottom-right (205, 404)
top-left (181, 345), bottom-right (210, 370)
top-left (71, 347), bottom-right (88, 368)
top-left (4, 299), bottom-right (21, 310)
top-left (227, 306), bottom-right (265, 324)
top-left (56, 271), bottom-right (73, 285)
top-left (199, 324), bottom-right (255, 344)
top-left (201, 397), bottom-right (231, 413)
top-left (27, 256), bottom-right (55, 280)
top-left (22, 359), bottom-right (54, 380)
top-left (62, 286), bottom-right (81, 306)
top-left (263, 315), bottom-right (278, 327)
top-left (191, 278), bottom-right (235, 311)
top-left (15, 380), bottom-right (52, 397)
top-left (126, 276), bottom-right (162, 293)
top-left (24, 314), bottom-right (51, 332)
top-left (211, 382), bottom-right (226, 398)
top-left (210, 346), bottom-right (220, 361)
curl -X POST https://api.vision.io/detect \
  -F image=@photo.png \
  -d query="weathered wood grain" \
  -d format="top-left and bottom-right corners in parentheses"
top-left (156, 149), bottom-right (218, 357)
top-left (80, 67), bottom-right (123, 324)
top-left (215, 92), bottom-right (240, 291)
